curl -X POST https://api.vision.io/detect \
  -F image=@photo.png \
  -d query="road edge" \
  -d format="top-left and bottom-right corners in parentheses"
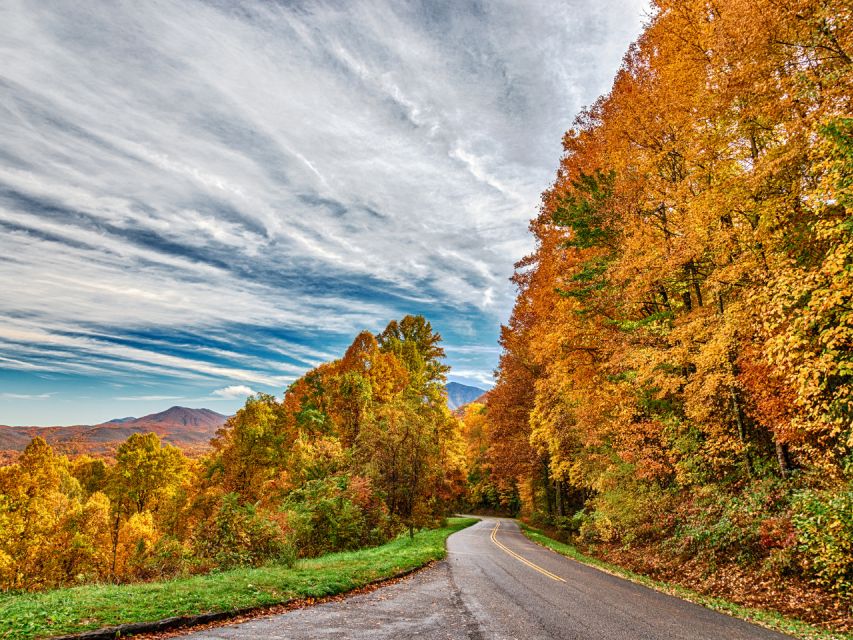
top-left (517, 522), bottom-right (851, 640)
top-left (48, 561), bottom-right (436, 640)
top-left (45, 518), bottom-right (481, 640)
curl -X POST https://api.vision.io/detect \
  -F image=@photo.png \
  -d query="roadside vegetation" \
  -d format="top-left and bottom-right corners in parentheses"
top-left (0, 517), bottom-right (476, 639)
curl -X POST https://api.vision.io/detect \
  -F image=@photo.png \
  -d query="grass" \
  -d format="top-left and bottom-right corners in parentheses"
top-left (519, 522), bottom-right (853, 640)
top-left (0, 517), bottom-right (478, 640)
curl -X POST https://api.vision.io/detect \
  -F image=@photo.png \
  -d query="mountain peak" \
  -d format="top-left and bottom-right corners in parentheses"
top-left (137, 406), bottom-right (227, 427)
top-left (446, 381), bottom-right (487, 410)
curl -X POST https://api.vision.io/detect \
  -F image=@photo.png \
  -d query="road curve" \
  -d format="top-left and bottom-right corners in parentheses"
top-left (181, 517), bottom-right (791, 639)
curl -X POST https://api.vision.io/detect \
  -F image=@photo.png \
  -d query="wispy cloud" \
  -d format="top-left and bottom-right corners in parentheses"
top-left (450, 370), bottom-right (496, 388)
top-left (0, 0), bottom-right (647, 424)
top-left (115, 395), bottom-right (184, 402)
top-left (0, 392), bottom-right (53, 400)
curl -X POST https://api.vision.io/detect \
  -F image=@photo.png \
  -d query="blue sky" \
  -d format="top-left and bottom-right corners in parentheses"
top-left (0, 0), bottom-right (647, 425)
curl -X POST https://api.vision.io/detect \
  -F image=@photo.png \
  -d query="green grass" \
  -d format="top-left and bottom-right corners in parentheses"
top-left (519, 523), bottom-right (852, 640)
top-left (0, 517), bottom-right (478, 640)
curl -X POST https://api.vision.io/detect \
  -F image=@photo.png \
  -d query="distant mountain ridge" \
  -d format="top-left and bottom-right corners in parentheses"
top-left (1, 387), bottom-right (487, 459)
top-left (445, 382), bottom-right (487, 410)
top-left (0, 406), bottom-right (228, 457)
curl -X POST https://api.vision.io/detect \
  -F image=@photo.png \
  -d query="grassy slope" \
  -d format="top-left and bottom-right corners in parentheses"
top-left (519, 523), bottom-right (852, 640)
top-left (0, 517), bottom-right (478, 640)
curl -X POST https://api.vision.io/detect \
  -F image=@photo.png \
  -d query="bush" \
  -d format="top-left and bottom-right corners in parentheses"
top-left (584, 465), bottom-right (672, 544)
top-left (115, 512), bottom-right (160, 581)
top-left (791, 486), bottom-right (853, 598)
top-left (193, 493), bottom-right (294, 569)
top-left (578, 509), bottom-right (616, 543)
top-left (670, 478), bottom-right (796, 565)
top-left (283, 475), bottom-right (390, 557)
top-left (142, 536), bottom-right (189, 579)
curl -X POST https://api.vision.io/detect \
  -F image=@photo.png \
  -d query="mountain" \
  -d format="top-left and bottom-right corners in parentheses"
top-left (445, 382), bottom-right (487, 410)
top-left (129, 406), bottom-right (227, 430)
top-left (0, 406), bottom-right (229, 458)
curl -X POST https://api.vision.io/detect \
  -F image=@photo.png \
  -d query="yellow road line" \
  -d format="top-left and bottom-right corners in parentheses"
top-left (490, 521), bottom-right (567, 583)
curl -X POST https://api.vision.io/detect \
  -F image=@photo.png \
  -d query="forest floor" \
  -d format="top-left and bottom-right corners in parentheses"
top-left (519, 523), bottom-right (852, 640)
top-left (0, 517), bottom-right (478, 640)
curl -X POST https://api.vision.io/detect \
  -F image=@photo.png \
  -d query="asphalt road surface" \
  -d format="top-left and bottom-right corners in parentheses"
top-left (182, 517), bottom-right (791, 639)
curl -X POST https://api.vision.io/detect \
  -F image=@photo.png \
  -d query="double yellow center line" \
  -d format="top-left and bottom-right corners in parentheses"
top-left (490, 521), bottom-right (567, 583)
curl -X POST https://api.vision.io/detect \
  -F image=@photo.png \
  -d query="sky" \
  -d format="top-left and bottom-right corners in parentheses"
top-left (0, 0), bottom-right (648, 425)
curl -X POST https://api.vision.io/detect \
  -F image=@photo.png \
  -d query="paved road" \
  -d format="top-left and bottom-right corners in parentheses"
top-left (182, 517), bottom-right (791, 639)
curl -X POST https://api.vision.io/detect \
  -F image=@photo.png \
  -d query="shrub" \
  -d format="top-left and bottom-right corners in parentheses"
top-left (578, 509), bottom-right (616, 543)
top-left (792, 486), bottom-right (853, 598)
top-left (585, 465), bottom-right (672, 544)
top-left (283, 475), bottom-right (389, 556)
top-left (193, 493), bottom-right (294, 569)
top-left (115, 512), bottom-right (160, 581)
top-left (670, 478), bottom-right (796, 565)
top-left (143, 536), bottom-right (189, 578)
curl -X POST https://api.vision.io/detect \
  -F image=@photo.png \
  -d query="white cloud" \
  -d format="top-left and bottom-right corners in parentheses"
top-left (213, 385), bottom-right (257, 399)
top-left (0, 392), bottom-right (53, 399)
top-left (449, 368), bottom-right (496, 388)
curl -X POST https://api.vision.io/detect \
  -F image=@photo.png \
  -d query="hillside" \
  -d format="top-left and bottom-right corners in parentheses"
top-left (0, 406), bottom-right (228, 458)
top-left (445, 382), bottom-right (486, 410)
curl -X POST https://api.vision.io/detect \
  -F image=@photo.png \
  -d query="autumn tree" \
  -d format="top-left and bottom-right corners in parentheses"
top-left (0, 438), bottom-right (76, 589)
top-left (106, 433), bottom-right (186, 578)
top-left (208, 393), bottom-right (293, 502)
top-left (356, 316), bottom-right (464, 535)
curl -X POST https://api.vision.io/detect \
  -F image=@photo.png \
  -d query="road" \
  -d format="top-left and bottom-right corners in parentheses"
top-left (182, 517), bottom-right (791, 639)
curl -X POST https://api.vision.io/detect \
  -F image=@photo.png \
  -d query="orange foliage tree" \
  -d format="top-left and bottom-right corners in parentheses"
top-left (485, 0), bottom-right (851, 595)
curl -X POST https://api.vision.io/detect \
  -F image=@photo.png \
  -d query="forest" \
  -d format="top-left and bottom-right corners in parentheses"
top-left (480, 0), bottom-right (852, 613)
top-left (0, 316), bottom-right (468, 590)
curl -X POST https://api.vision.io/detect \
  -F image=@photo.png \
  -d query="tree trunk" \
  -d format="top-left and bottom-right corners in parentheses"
top-left (530, 475), bottom-right (536, 517)
top-left (110, 511), bottom-right (121, 580)
top-left (555, 480), bottom-right (564, 517)
top-left (730, 386), bottom-right (753, 476)
top-left (775, 439), bottom-right (793, 478)
top-left (689, 262), bottom-right (703, 307)
top-left (659, 285), bottom-right (672, 313)
top-left (542, 463), bottom-right (554, 516)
